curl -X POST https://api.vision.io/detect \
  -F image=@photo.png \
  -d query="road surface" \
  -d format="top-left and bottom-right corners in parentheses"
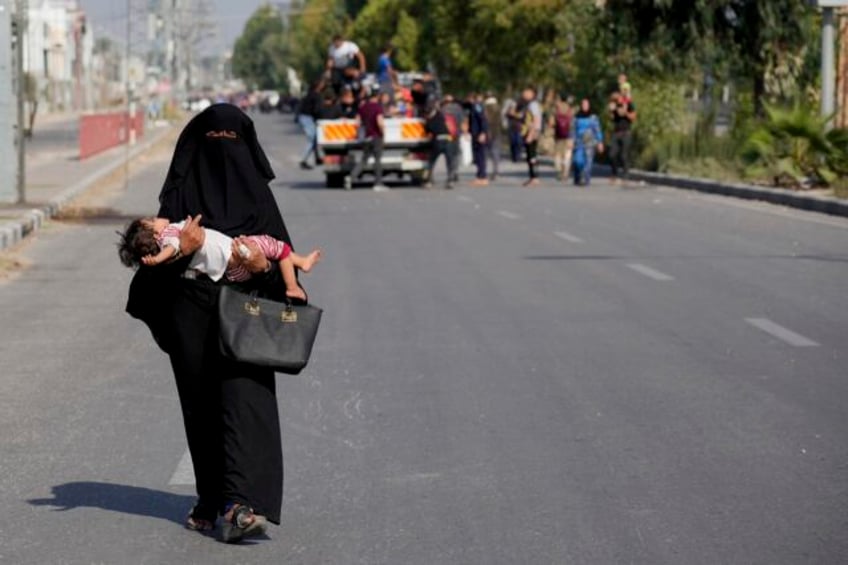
top-left (1, 113), bottom-right (846, 564)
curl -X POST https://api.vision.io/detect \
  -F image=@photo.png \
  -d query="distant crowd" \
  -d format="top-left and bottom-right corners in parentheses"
top-left (296, 34), bottom-right (638, 190)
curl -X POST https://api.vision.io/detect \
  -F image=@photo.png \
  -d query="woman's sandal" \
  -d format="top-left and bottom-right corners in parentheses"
top-left (221, 504), bottom-right (268, 544)
top-left (185, 504), bottom-right (217, 532)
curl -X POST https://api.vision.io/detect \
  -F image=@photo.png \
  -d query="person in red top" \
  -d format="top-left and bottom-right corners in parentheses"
top-left (346, 87), bottom-right (388, 191)
top-left (550, 97), bottom-right (574, 182)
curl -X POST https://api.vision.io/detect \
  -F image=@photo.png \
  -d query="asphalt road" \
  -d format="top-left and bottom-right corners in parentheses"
top-left (1, 113), bottom-right (846, 565)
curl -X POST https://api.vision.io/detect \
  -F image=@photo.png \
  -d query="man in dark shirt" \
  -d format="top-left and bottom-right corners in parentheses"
top-left (316, 91), bottom-right (343, 120)
top-left (339, 86), bottom-right (359, 119)
top-left (467, 93), bottom-right (490, 186)
top-left (608, 90), bottom-right (637, 182)
top-left (346, 88), bottom-right (387, 191)
top-left (298, 81), bottom-right (324, 169)
top-left (424, 102), bottom-right (455, 189)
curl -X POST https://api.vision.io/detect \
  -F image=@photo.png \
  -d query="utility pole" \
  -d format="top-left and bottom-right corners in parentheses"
top-left (0, 0), bottom-right (25, 204)
top-left (819, 1), bottom-right (848, 125)
top-left (15, 0), bottom-right (25, 203)
top-left (0, 0), bottom-right (16, 203)
top-left (823, 5), bottom-right (836, 121)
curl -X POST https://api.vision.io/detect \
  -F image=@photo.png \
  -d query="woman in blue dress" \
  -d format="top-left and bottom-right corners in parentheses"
top-left (571, 98), bottom-right (604, 186)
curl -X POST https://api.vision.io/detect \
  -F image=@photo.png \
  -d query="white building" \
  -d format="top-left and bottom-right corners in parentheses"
top-left (24, 0), bottom-right (93, 111)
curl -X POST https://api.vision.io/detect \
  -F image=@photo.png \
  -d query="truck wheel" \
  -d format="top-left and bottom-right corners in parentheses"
top-left (326, 173), bottom-right (345, 189)
top-left (410, 171), bottom-right (426, 187)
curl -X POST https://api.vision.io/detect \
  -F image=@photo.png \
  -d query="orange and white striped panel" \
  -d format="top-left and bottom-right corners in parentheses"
top-left (401, 121), bottom-right (426, 140)
top-left (321, 122), bottom-right (358, 142)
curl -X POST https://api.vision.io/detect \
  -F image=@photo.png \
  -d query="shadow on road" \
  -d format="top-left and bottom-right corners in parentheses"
top-left (28, 482), bottom-right (195, 526)
top-left (285, 178), bottom-right (427, 191)
top-left (53, 207), bottom-right (141, 226)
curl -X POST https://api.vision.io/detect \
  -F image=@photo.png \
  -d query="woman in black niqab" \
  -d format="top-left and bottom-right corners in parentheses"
top-left (158, 103), bottom-right (291, 241)
top-left (126, 104), bottom-right (288, 536)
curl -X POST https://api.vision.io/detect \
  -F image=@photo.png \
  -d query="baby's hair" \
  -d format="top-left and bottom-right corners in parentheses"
top-left (117, 219), bottom-right (159, 268)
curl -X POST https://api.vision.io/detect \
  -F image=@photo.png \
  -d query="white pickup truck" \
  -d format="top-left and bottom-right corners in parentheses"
top-left (315, 117), bottom-right (432, 188)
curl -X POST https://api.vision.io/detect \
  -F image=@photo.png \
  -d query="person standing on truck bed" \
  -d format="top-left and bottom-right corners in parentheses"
top-left (377, 43), bottom-right (398, 100)
top-left (316, 90), bottom-right (343, 120)
top-left (346, 88), bottom-right (388, 192)
top-left (327, 34), bottom-right (366, 96)
top-left (339, 86), bottom-right (359, 119)
top-left (298, 80), bottom-right (324, 170)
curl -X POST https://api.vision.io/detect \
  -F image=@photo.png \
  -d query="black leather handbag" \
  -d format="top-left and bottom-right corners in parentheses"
top-left (218, 286), bottom-right (322, 374)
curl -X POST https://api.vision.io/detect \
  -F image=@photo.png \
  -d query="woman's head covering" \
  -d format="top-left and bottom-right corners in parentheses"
top-left (158, 104), bottom-right (291, 245)
top-left (576, 98), bottom-right (592, 118)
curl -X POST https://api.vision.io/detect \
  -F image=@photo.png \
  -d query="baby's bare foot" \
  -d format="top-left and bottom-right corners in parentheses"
top-left (300, 249), bottom-right (323, 273)
top-left (286, 286), bottom-right (307, 302)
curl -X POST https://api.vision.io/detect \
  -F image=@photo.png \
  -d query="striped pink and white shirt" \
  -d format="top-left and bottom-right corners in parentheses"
top-left (225, 235), bottom-right (291, 282)
top-left (157, 222), bottom-right (290, 282)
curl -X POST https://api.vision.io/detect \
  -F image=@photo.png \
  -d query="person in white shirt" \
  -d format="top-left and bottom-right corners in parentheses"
top-left (326, 35), bottom-right (366, 95)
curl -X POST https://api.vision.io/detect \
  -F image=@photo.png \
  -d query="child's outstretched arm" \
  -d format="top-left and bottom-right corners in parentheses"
top-left (141, 245), bottom-right (178, 267)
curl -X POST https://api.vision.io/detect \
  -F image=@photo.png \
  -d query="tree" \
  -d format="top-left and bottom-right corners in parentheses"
top-left (23, 72), bottom-right (39, 137)
top-left (232, 6), bottom-right (288, 90)
top-left (602, 0), bottom-right (816, 114)
top-left (285, 0), bottom-right (348, 83)
top-left (348, 0), bottom-right (422, 70)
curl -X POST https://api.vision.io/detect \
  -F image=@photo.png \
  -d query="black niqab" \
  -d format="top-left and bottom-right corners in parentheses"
top-left (158, 104), bottom-right (291, 244)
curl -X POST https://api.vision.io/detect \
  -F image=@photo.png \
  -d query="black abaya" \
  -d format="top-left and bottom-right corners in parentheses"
top-left (126, 104), bottom-right (291, 524)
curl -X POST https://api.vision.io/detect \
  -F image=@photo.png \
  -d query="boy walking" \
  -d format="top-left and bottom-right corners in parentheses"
top-left (346, 88), bottom-right (388, 191)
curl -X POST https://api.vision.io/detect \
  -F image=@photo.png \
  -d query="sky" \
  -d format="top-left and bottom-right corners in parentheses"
top-left (79, 0), bottom-right (268, 54)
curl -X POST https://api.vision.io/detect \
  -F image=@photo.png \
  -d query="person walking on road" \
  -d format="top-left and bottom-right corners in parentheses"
top-left (423, 102), bottom-right (455, 189)
top-left (551, 97), bottom-right (574, 182)
top-left (441, 94), bottom-right (466, 183)
top-left (484, 93), bottom-right (502, 181)
top-left (572, 98), bottom-right (604, 186)
top-left (518, 86), bottom-right (543, 187)
top-left (126, 104), bottom-right (299, 544)
top-left (502, 96), bottom-right (524, 162)
top-left (297, 80), bottom-right (324, 170)
top-left (608, 90), bottom-right (636, 183)
top-left (346, 88), bottom-right (388, 191)
top-left (468, 93), bottom-right (490, 186)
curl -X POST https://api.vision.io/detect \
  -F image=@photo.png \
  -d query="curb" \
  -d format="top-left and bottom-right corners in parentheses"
top-left (624, 170), bottom-right (848, 219)
top-left (0, 125), bottom-right (174, 252)
top-left (539, 157), bottom-right (848, 219)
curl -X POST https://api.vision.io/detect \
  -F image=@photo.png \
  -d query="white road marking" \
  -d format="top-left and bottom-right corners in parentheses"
top-left (498, 210), bottom-right (521, 220)
top-left (745, 318), bottom-right (820, 347)
top-left (626, 263), bottom-right (675, 281)
top-left (168, 449), bottom-right (195, 486)
top-left (456, 195), bottom-right (475, 203)
top-left (554, 231), bottom-right (584, 243)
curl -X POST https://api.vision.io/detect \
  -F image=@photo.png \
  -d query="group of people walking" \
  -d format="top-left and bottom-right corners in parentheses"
top-left (421, 78), bottom-right (637, 189)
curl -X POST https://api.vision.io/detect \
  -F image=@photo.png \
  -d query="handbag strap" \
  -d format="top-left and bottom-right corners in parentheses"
top-left (242, 289), bottom-right (297, 322)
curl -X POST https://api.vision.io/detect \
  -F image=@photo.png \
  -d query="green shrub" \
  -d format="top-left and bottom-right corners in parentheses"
top-left (740, 102), bottom-right (848, 188)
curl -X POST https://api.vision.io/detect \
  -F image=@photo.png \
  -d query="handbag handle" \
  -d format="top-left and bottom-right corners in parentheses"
top-left (243, 290), bottom-right (298, 323)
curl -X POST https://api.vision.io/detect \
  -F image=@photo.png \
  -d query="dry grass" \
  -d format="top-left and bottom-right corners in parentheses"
top-left (0, 253), bottom-right (31, 283)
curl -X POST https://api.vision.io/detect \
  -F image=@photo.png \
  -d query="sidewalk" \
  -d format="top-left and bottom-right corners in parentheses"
top-left (0, 123), bottom-right (175, 251)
